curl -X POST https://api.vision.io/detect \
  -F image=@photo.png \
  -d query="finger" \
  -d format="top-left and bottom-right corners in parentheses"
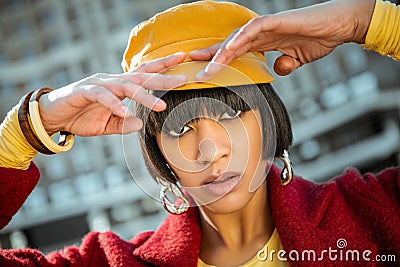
top-left (116, 72), bottom-right (187, 90)
top-left (194, 47), bottom-right (233, 81)
top-left (273, 55), bottom-right (302, 76)
top-left (194, 46), bottom-right (242, 81)
top-left (195, 29), bottom-right (247, 81)
top-left (194, 61), bottom-right (224, 81)
top-left (197, 15), bottom-right (278, 81)
top-left (189, 43), bottom-right (221, 61)
top-left (96, 78), bottom-right (167, 111)
top-left (83, 85), bottom-right (132, 117)
top-left (125, 82), bottom-right (166, 111)
top-left (226, 16), bottom-right (273, 51)
top-left (134, 52), bottom-right (187, 73)
top-left (104, 115), bottom-right (143, 135)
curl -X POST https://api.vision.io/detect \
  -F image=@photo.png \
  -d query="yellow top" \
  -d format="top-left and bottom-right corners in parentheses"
top-left (0, 101), bottom-right (74, 170)
top-left (363, 0), bottom-right (400, 59)
top-left (198, 228), bottom-right (289, 267)
top-left (0, 105), bottom-right (37, 170)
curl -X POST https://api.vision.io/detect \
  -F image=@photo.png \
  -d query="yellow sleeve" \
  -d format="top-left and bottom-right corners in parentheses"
top-left (0, 105), bottom-right (37, 170)
top-left (363, 0), bottom-right (400, 60)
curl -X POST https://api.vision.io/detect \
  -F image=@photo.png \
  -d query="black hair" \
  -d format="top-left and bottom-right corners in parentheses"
top-left (135, 83), bottom-right (292, 184)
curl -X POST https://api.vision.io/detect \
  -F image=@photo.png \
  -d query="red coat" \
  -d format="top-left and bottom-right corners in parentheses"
top-left (0, 164), bottom-right (399, 266)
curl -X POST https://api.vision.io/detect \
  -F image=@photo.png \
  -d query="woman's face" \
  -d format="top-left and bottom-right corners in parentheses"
top-left (156, 108), bottom-right (269, 214)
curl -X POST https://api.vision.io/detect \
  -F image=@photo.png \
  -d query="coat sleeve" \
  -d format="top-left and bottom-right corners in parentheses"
top-left (361, 167), bottom-right (400, 259)
top-left (0, 230), bottom-right (147, 266)
top-left (336, 167), bottom-right (400, 260)
top-left (0, 165), bottom-right (148, 266)
top-left (367, 167), bottom-right (400, 210)
top-left (336, 167), bottom-right (399, 210)
top-left (0, 232), bottom-right (119, 267)
top-left (0, 163), bottom-right (40, 229)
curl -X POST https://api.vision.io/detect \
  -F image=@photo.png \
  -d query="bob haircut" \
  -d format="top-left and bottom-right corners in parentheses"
top-left (135, 83), bottom-right (292, 184)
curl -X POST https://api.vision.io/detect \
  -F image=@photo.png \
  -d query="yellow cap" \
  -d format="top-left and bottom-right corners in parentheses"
top-left (121, 1), bottom-right (275, 90)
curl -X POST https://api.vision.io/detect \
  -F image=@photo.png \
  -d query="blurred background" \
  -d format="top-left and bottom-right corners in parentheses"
top-left (0, 0), bottom-right (399, 253)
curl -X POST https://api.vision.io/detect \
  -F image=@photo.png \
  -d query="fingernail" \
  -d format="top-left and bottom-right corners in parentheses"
top-left (173, 51), bottom-right (186, 57)
top-left (155, 99), bottom-right (166, 109)
top-left (204, 62), bottom-right (212, 74)
top-left (226, 39), bottom-right (235, 50)
top-left (173, 74), bottom-right (187, 80)
top-left (195, 69), bottom-right (206, 81)
top-left (207, 62), bottom-right (221, 75)
top-left (205, 61), bottom-right (220, 74)
top-left (172, 75), bottom-right (188, 87)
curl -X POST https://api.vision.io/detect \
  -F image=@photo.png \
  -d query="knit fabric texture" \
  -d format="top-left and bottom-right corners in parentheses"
top-left (0, 164), bottom-right (399, 266)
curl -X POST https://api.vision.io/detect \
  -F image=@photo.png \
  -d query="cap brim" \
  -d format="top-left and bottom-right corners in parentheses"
top-left (161, 55), bottom-right (275, 90)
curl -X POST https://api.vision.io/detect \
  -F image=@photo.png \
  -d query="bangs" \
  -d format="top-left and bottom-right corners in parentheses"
top-left (146, 85), bottom-right (261, 136)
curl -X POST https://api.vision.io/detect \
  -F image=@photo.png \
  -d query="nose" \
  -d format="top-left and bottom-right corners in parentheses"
top-left (195, 119), bottom-right (230, 164)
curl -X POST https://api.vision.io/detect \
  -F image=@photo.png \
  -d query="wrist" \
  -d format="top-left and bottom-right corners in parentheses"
top-left (38, 92), bottom-right (61, 135)
top-left (18, 88), bottom-right (74, 155)
top-left (351, 0), bottom-right (376, 44)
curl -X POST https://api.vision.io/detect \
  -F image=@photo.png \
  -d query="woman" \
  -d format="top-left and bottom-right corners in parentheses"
top-left (1, 0), bottom-right (399, 266)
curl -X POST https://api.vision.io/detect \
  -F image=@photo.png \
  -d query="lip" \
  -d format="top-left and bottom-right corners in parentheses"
top-left (202, 171), bottom-right (239, 184)
top-left (203, 171), bottom-right (242, 196)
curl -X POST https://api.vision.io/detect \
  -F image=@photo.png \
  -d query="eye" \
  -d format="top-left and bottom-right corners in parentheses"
top-left (220, 110), bottom-right (242, 120)
top-left (168, 125), bottom-right (192, 137)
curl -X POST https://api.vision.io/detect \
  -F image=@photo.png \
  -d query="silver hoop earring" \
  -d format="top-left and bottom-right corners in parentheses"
top-left (157, 177), bottom-right (189, 215)
top-left (165, 163), bottom-right (177, 179)
top-left (279, 149), bottom-right (293, 186)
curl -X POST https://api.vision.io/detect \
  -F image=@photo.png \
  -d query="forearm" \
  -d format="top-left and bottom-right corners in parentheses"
top-left (363, 0), bottom-right (400, 59)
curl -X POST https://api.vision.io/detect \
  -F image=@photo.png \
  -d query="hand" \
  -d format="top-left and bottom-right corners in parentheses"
top-left (191, 0), bottom-right (375, 79)
top-left (38, 52), bottom-right (187, 136)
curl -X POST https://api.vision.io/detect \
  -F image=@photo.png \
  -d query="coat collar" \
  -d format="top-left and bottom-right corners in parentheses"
top-left (268, 166), bottom-right (378, 265)
top-left (133, 165), bottom-right (379, 266)
top-left (132, 206), bottom-right (202, 266)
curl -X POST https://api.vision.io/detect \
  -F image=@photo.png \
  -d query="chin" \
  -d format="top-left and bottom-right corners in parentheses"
top-left (198, 188), bottom-right (256, 215)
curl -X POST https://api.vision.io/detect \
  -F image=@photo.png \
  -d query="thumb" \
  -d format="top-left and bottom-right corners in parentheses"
top-left (273, 55), bottom-right (302, 76)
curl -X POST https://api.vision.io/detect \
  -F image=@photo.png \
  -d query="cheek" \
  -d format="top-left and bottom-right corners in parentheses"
top-left (230, 114), bottom-right (263, 163)
top-left (175, 134), bottom-right (199, 160)
top-left (156, 134), bottom-right (204, 176)
top-left (248, 119), bottom-right (263, 155)
top-left (173, 169), bottom-right (199, 187)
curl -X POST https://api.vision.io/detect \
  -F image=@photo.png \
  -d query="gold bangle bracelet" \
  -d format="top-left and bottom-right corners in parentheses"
top-left (18, 91), bottom-right (55, 154)
top-left (28, 89), bottom-right (74, 154)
